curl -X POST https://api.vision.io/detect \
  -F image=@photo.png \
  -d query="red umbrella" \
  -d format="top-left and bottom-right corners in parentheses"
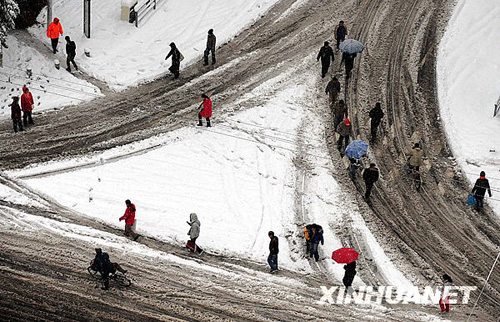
top-left (332, 248), bottom-right (359, 264)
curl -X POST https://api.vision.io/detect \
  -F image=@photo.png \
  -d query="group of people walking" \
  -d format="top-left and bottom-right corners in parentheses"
top-left (47, 17), bottom-right (79, 72)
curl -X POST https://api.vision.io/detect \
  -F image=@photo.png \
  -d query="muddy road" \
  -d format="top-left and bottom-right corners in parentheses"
top-left (1, 0), bottom-right (499, 320)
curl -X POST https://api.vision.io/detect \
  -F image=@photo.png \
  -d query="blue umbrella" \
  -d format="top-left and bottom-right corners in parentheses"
top-left (344, 140), bottom-right (369, 159)
top-left (339, 39), bottom-right (365, 54)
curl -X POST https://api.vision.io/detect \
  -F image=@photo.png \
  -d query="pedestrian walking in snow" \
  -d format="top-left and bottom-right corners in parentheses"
top-left (268, 231), bottom-right (279, 273)
top-left (336, 117), bottom-right (352, 153)
top-left (342, 52), bottom-right (357, 80)
top-left (119, 199), bottom-right (140, 241)
top-left (309, 224), bottom-right (324, 262)
top-left (47, 17), bottom-right (63, 54)
top-left (342, 260), bottom-right (356, 291)
top-left (91, 248), bottom-right (127, 290)
top-left (471, 171), bottom-right (492, 212)
top-left (368, 102), bottom-right (384, 142)
top-left (304, 224), bottom-right (313, 254)
top-left (362, 163), bottom-right (379, 202)
top-left (21, 86), bottom-right (34, 126)
top-left (408, 143), bottom-right (424, 172)
top-left (187, 213), bottom-right (203, 254)
top-left (439, 274), bottom-right (453, 313)
top-left (165, 42), bottom-right (182, 79)
top-left (198, 93), bottom-right (212, 127)
top-left (335, 21), bottom-right (348, 50)
top-left (332, 99), bottom-right (348, 130)
top-left (65, 36), bottom-right (78, 72)
top-left (325, 76), bottom-right (341, 106)
top-left (10, 96), bottom-right (23, 133)
top-left (203, 29), bottom-right (216, 66)
top-left (317, 41), bottom-right (335, 78)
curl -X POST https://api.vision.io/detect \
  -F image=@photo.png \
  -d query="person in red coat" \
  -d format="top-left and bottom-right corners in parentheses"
top-left (10, 96), bottom-right (24, 133)
top-left (197, 93), bottom-right (212, 127)
top-left (21, 86), bottom-right (35, 126)
top-left (47, 17), bottom-right (64, 54)
top-left (119, 199), bottom-right (140, 241)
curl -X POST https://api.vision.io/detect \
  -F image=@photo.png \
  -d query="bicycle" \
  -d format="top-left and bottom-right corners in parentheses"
top-left (88, 260), bottom-right (132, 288)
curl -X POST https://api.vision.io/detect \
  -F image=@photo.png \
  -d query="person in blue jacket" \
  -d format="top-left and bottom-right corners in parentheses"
top-left (309, 224), bottom-right (324, 261)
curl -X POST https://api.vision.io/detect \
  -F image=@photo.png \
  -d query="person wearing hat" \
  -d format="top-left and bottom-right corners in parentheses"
top-left (471, 171), bottom-right (492, 212)
top-left (203, 29), bottom-right (216, 66)
top-left (187, 213), bottom-right (203, 254)
top-left (362, 163), bottom-right (379, 201)
top-left (10, 96), bottom-right (23, 133)
top-left (316, 41), bottom-right (335, 78)
top-left (21, 86), bottom-right (35, 126)
top-left (336, 117), bottom-right (352, 153)
top-left (65, 36), bottom-right (78, 72)
top-left (47, 17), bottom-right (64, 54)
top-left (197, 93), bottom-right (212, 127)
top-left (119, 200), bottom-right (140, 241)
top-left (165, 42), bottom-right (182, 79)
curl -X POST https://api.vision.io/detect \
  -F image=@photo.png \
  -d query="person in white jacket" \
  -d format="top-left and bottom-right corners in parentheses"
top-left (187, 213), bottom-right (203, 254)
top-left (439, 274), bottom-right (453, 313)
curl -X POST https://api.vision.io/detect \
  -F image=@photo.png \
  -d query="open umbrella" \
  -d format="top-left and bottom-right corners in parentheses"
top-left (339, 39), bottom-right (365, 54)
top-left (332, 248), bottom-right (359, 264)
top-left (344, 140), bottom-right (369, 159)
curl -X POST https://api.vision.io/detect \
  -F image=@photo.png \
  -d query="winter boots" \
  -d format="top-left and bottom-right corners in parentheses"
top-left (197, 118), bottom-right (211, 127)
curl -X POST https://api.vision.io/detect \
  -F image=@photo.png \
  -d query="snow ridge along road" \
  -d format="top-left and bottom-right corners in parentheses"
top-left (0, 0), bottom-right (499, 321)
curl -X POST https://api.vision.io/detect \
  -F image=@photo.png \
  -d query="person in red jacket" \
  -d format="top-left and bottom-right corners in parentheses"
top-left (21, 86), bottom-right (35, 126)
top-left (197, 93), bottom-right (212, 127)
top-left (47, 17), bottom-right (64, 54)
top-left (119, 199), bottom-right (140, 241)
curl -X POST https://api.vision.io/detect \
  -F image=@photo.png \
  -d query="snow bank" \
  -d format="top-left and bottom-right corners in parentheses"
top-left (0, 35), bottom-right (100, 119)
top-left (437, 0), bottom-right (500, 214)
top-left (29, 0), bottom-right (278, 90)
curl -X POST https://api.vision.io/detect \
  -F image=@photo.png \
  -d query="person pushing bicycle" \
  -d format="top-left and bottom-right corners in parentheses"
top-left (91, 248), bottom-right (127, 290)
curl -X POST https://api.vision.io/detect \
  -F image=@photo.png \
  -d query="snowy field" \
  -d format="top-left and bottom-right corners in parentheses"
top-left (8, 63), bottom-right (413, 289)
top-left (0, 35), bottom-right (100, 119)
top-left (29, 0), bottom-right (278, 90)
top-left (437, 0), bottom-right (500, 214)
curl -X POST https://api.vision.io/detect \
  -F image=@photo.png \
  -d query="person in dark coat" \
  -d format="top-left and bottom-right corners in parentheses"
top-left (92, 248), bottom-right (127, 290)
top-left (325, 76), bottom-right (341, 106)
top-left (10, 96), bottom-right (23, 133)
top-left (471, 171), bottom-right (492, 211)
top-left (65, 36), bottom-right (78, 72)
top-left (317, 41), bottom-right (335, 78)
top-left (368, 102), bottom-right (384, 142)
top-left (268, 231), bottom-right (279, 273)
top-left (334, 21), bottom-right (347, 49)
top-left (332, 99), bottom-right (347, 130)
top-left (336, 117), bottom-right (351, 153)
top-left (342, 52), bottom-right (357, 80)
top-left (309, 224), bottom-right (324, 262)
top-left (203, 29), bottom-right (216, 66)
top-left (198, 93), bottom-right (212, 127)
top-left (165, 42), bottom-right (181, 79)
top-left (363, 163), bottom-right (379, 201)
top-left (343, 260), bottom-right (356, 290)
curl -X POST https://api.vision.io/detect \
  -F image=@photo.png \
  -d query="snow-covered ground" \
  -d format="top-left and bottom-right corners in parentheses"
top-left (0, 35), bottom-right (100, 119)
top-left (437, 0), bottom-right (500, 214)
top-left (29, 0), bottom-right (278, 90)
top-left (9, 61), bottom-right (414, 289)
